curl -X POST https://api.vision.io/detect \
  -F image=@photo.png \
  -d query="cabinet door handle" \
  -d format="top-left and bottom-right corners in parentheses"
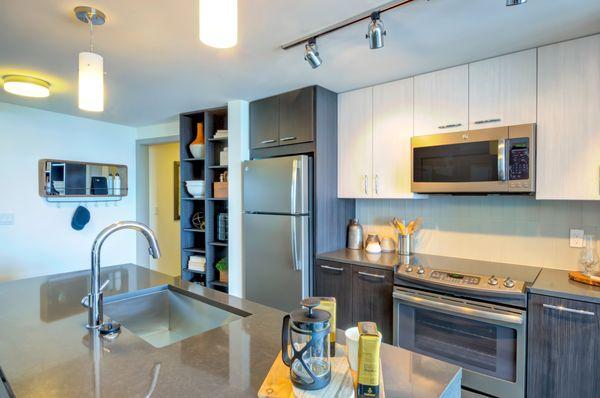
top-left (260, 139), bottom-right (276, 144)
top-left (543, 303), bottom-right (595, 316)
top-left (438, 123), bottom-right (462, 129)
top-left (364, 174), bottom-right (368, 195)
top-left (374, 174), bottom-right (379, 195)
top-left (474, 118), bottom-right (501, 125)
top-left (358, 271), bottom-right (385, 280)
top-left (320, 265), bottom-right (344, 272)
top-left (280, 136), bottom-right (297, 142)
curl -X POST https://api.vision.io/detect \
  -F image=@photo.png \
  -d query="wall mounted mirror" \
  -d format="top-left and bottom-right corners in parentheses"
top-left (39, 159), bottom-right (128, 199)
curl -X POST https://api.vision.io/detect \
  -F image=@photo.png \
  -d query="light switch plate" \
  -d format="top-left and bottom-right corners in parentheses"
top-left (570, 228), bottom-right (585, 248)
top-left (0, 213), bottom-right (15, 226)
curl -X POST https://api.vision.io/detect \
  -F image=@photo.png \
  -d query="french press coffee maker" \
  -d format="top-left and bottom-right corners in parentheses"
top-left (281, 298), bottom-right (331, 390)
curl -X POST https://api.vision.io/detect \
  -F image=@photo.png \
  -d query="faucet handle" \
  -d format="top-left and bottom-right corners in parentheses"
top-left (81, 280), bottom-right (110, 308)
top-left (99, 279), bottom-right (110, 292)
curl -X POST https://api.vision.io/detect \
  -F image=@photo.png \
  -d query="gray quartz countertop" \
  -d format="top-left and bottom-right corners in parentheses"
top-left (529, 268), bottom-right (600, 304)
top-left (0, 263), bottom-right (461, 397)
top-left (317, 249), bottom-right (399, 270)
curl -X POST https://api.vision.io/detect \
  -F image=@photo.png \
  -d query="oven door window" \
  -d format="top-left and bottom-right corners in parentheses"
top-left (413, 141), bottom-right (501, 183)
top-left (396, 304), bottom-right (517, 382)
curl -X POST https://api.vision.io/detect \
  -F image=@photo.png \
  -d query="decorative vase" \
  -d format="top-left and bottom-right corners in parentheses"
top-left (219, 270), bottom-right (229, 283)
top-left (189, 123), bottom-right (205, 159)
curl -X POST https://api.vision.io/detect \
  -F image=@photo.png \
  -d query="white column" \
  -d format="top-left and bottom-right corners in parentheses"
top-left (226, 100), bottom-right (249, 298)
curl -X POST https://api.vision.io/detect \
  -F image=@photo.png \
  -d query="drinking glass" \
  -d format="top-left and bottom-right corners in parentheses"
top-left (579, 234), bottom-right (599, 276)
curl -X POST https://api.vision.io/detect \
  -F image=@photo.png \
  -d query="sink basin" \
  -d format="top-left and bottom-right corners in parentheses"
top-left (104, 285), bottom-right (246, 348)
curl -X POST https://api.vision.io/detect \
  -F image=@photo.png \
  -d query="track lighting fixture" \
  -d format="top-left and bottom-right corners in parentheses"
top-left (304, 39), bottom-right (322, 69)
top-left (366, 12), bottom-right (386, 49)
top-left (506, 0), bottom-right (526, 5)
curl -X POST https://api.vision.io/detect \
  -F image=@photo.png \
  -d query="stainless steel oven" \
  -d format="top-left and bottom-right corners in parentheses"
top-left (393, 287), bottom-right (526, 398)
top-left (411, 124), bottom-right (535, 193)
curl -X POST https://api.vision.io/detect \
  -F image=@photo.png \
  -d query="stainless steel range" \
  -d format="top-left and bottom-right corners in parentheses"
top-left (393, 254), bottom-right (541, 398)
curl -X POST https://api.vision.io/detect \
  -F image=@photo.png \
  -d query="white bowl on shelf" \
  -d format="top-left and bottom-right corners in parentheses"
top-left (189, 144), bottom-right (205, 159)
top-left (185, 180), bottom-right (205, 198)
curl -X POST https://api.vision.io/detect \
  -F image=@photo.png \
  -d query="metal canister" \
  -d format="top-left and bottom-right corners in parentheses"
top-left (347, 219), bottom-right (364, 250)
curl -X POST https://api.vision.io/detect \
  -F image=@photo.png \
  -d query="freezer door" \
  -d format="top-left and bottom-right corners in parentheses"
top-left (243, 155), bottom-right (309, 215)
top-left (244, 213), bottom-right (309, 312)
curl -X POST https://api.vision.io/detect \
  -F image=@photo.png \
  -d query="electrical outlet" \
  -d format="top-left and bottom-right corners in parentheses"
top-left (0, 213), bottom-right (15, 226)
top-left (570, 229), bottom-right (585, 248)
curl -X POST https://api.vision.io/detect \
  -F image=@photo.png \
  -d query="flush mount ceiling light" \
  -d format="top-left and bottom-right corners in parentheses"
top-left (75, 6), bottom-right (106, 112)
top-left (304, 39), bottom-right (323, 69)
top-left (366, 11), bottom-right (386, 49)
top-left (506, 0), bottom-right (527, 5)
top-left (2, 75), bottom-right (51, 98)
top-left (199, 0), bottom-right (238, 48)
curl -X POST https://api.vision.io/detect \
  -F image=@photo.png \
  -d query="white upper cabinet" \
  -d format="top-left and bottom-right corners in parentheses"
top-left (469, 49), bottom-right (537, 130)
top-left (536, 34), bottom-right (600, 200)
top-left (414, 65), bottom-right (469, 136)
top-left (338, 87), bottom-right (373, 198)
top-left (372, 78), bottom-right (417, 198)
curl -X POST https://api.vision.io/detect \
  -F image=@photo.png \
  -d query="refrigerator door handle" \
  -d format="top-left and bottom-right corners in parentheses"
top-left (291, 216), bottom-right (300, 271)
top-left (290, 159), bottom-right (298, 214)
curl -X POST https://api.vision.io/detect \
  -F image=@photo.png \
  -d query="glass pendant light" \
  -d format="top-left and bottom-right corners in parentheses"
top-left (199, 0), bottom-right (238, 48)
top-left (75, 6), bottom-right (106, 112)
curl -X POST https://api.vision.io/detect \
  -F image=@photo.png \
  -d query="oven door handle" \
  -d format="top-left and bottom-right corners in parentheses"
top-left (393, 290), bottom-right (524, 325)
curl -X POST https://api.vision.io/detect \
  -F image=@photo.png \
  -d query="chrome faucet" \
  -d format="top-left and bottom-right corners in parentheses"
top-left (84, 221), bottom-right (161, 329)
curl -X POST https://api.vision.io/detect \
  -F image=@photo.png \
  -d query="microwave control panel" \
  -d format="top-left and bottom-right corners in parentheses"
top-left (508, 138), bottom-right (529, 181)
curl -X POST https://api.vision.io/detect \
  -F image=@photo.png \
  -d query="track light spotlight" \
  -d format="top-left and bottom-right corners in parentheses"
top-left (506, 0), bottom-right (526, 5)
top-left (366, 11), bottom-right (386, 49)
top-left (304, 39), bottom-right (322, 69)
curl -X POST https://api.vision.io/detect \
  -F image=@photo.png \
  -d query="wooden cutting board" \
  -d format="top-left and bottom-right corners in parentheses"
top-left (258, 345), bottom-right (384, 398)
top-left (569, 271), bottom-right (600, 287)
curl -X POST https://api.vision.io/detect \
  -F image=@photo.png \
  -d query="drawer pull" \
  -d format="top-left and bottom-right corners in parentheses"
top-left (474, 118), bottom-right (501, 125)
top-left (438, 123), bottom-right (462, 129)
top-left (320, 265), bottom-right (344, 272)
top-left (260, 139), bottom-right (277, 144)
top-left (280, 136), bottom-right (297, 142)
top-left (358, 271), bottom-right (385, 280)
top-left (543, 303), bottom-right (595, 316)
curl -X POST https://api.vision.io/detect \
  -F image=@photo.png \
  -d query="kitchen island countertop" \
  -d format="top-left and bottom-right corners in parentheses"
top-left (0, 263), bottom-right (461, 397)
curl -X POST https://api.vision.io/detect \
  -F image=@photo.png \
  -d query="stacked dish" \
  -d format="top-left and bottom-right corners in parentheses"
top-left (185, 180), bottom-right (205, 198)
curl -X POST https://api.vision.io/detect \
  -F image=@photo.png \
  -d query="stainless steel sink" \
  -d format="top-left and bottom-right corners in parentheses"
top-left (104, 286), bottom-right (246, 348)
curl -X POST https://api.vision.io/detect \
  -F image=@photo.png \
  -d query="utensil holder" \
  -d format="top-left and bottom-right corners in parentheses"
top-left (398, 234), bottom-right (413, 255)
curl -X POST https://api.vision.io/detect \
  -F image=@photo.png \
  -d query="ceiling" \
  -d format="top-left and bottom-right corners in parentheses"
top-left (1, 0), bottom-right (599, 127)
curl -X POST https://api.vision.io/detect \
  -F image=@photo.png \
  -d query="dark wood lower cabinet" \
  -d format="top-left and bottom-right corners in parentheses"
top-left (314, 259), bottom-right (393, 344)
top-left (527, 294), bottom-right (600, 398)
top-left (314, 260), bottom-right (352, 330)
top-left (351, 265), bottom-right (393, 344)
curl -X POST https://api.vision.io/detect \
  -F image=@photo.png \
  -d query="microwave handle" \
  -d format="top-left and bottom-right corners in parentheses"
top-left (498, 139), bottom-right (507, 181)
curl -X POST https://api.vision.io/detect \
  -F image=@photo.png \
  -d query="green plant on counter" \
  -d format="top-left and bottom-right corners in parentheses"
top-left (216, 257), bottom-right (228, 272)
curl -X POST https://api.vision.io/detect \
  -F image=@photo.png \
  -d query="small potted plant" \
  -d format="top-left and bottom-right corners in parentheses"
top-left (216, 257), bottom-right (228, 283)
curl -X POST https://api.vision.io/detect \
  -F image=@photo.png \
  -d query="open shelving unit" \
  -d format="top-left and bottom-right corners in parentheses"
top-left (179, 106), bottom-right (229, 292)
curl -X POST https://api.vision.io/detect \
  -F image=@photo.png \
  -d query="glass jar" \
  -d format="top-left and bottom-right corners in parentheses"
top-left (579, 234), bottom-right (599, 276)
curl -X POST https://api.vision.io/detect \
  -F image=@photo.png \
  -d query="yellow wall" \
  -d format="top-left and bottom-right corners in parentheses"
top-left (148, 142), bottom-right (181, 276)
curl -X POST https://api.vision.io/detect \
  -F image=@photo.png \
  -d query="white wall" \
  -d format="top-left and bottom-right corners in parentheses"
top-left (0, 102), bottom-right (137, 281)
top-left (357, 197), bottom-right (600, 270)
top-left (148, 142), bottom-right (181, 276)
top-left (137, 120), bottom-right (179, 140)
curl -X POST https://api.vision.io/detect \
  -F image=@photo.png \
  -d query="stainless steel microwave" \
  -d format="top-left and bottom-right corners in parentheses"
top-left (411, 124), bottom-right (535, 194)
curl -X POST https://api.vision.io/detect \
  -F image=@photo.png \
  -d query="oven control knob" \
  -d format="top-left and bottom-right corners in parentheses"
top-left (417, 266), bottom-right (425, 275)
top-left (405, 265), bottom-right (413, 273)
top-left (503, 277), bottom-right (515, 288)
top-left (488, 275), bottom-right (498, 286)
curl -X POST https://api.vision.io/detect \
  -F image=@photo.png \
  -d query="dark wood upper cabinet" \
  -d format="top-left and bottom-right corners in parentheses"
top-left (527, 294), bottom-right (600, 398)
top-left (249, 95), bottom-right (279, 149)
top-left (314, 260), bottom-right (353, 330)
top-left (351, 265), bottom-right (394, 344)
top-left (278, 87), bottom-right (315, 145)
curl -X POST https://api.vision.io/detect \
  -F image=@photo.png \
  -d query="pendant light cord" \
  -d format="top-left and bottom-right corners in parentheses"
top-left (87, 14), bottom-right (94, 52)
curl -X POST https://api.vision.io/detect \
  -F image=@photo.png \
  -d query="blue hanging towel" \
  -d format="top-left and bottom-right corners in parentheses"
top-left (71, 205), bottom-right (91, 231)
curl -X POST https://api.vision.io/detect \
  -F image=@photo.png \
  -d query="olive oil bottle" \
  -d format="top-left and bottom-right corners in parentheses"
top-left (357, 322), bottom-right (381, 398)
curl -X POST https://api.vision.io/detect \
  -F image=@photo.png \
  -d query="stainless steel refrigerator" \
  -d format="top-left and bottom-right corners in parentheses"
top-left (243, 155), bottom-right (311, 312)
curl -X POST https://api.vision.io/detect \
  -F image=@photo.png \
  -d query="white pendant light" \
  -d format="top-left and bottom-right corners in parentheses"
top-left (2, 75), bottom-right (51, 98)
top-left (199, 0), bottom-right (238, 48)
top-left (75, 6), bottom-right (106, 112)
top-left (78, 52), bottom-right (104, 112)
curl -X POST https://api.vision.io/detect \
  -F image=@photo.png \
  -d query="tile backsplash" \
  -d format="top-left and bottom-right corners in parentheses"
top-left (356, 196), bottom-right (600, 270)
